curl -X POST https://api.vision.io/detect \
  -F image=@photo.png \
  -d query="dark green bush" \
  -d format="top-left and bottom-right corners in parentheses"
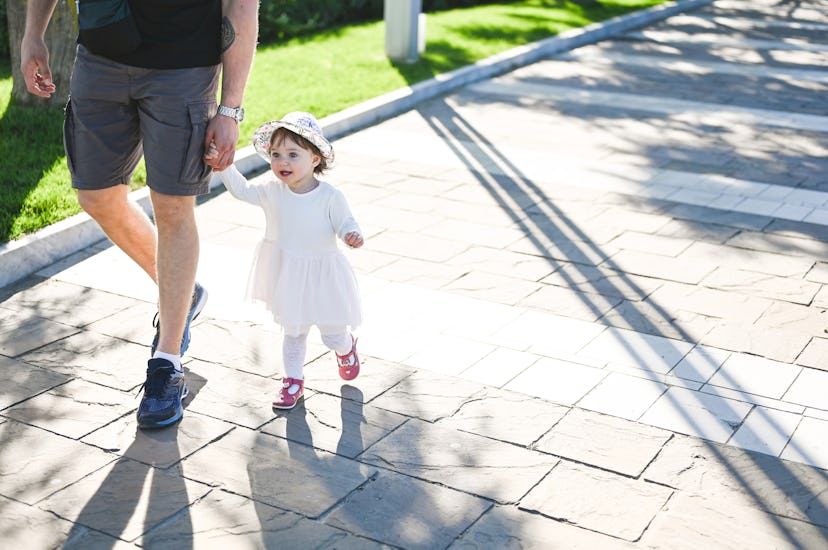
top-left (257, 0), bottom-right (499, 43)
top-left (258, 0), bottom-right (383, 43)
top-left (0, 1), bottom-right (501, 63)
top-left (0, 0), bottom-right (9, 63)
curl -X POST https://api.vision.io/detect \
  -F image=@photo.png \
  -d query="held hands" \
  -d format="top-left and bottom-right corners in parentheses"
top-left (204, 115), bottom-right (239, 170)
top-left (344, 232), bottom-right (364, 249)
top-left (204, 141), bottom-right (221, 167)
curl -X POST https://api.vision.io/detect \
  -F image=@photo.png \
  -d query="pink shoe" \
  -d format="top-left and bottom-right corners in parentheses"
top-left (336, 337), bottom-right (360, 381)
top-left (272, 377), bottom-right (304, 409)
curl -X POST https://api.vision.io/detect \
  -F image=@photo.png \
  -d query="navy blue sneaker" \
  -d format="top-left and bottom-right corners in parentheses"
top-left (136, 358), bottom-right (188, 429)
top-left (150, 282), bottom-right (208, 356)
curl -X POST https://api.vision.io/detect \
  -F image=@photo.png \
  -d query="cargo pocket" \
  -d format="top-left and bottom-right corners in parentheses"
top-left (62, 99), bottom-right (76, 175)
top-left (179, 101), bottom-right (214, 185)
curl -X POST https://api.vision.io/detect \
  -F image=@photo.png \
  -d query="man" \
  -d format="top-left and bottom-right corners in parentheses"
top-left (21, 0), bottom-right (258, 428)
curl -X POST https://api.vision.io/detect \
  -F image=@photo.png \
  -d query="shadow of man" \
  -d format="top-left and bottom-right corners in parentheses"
top-left (61, 433), bottom-right (193, 548)
top-left (60, 368), bottom-right (210, 548)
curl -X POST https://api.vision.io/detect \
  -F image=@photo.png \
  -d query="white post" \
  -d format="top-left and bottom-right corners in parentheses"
top-left (384, 0), bottom-right (423, 63)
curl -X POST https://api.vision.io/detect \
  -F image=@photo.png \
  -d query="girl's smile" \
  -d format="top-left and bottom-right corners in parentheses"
top-left (269, 136), bottom-right (321, 194)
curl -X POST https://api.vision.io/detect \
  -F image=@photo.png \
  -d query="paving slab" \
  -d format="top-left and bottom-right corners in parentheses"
top-left (0, 355), bottom-right (71, 410)
top-left (82, 411), bottom-right (235, 469)
top-left (640, 386), bottom-right (753, 443)
top-left (640, 491), bottom-right (828, 550)
top-left (449, 504), bottom-right (637, 549)
top-left (643, 435), bottom-right (828, 528)
top-left (361, 418), bottom-right (558, 504)
top-left (368, 370), bottom-right (486, 422)
top-left (3, 378), bottom-right (135, 439)
top-left (178, 427), bottom-right (377, 518)
top-left (139, 489), bottom-right (385, 549)
top-left (534, 408), bottom-right (672, 476)
top-left (40, 458), bottom-right (212, 543)
top-left (1, 495), bottom-right (79, 549)
top-left (0, 421), bottom-right (116, 505)
top-left (0, 306), bottom-right (80, 357)
top-left (17, 331), bottom-right (152, 391)
top-left (261, 391), bottom-right (408, 458)
top-left (435, 385), bottom-right (569, 447)
top-left (519, 461), bottom-right (674, 542)
top-left (178, 359), bottom-right (282, 429)
top-left (324, 469), bottom-right (490, 550)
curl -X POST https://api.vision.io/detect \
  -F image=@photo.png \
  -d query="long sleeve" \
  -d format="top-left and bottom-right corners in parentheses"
top-left (328, 187), bottom-right (361, 241)
top-left (219, 164), bottom-right (261, 205)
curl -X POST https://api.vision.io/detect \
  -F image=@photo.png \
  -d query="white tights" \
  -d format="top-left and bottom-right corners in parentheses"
top-left (282, 331), bottom-right (352, 379)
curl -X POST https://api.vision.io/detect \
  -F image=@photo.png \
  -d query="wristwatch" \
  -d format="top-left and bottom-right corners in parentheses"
top-left (217, 104), bottom-right (244, 123)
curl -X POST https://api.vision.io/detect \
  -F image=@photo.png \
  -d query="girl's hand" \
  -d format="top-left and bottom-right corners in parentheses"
top-left (204, 141), bottom-right (220, 163)
top-left (344, 231), bottom-right (363, 248)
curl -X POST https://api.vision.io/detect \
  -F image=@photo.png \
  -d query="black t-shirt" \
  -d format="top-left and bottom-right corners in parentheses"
top-left (97, 0), bottom-right (222, 69)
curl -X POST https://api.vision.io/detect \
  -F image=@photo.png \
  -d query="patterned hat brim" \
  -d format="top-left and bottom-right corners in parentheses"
top-left (252, 120), bottom-right (335, 166)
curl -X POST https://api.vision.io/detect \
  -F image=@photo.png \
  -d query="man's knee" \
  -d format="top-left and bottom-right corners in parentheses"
top-left (76, 187), bottom-right (127, 219)
top-left (151, 193), bottom-right (196, 231)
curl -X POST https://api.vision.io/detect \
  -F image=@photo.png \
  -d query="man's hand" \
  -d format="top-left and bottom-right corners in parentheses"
top-left (21, 37), bottom-right (55, 97)
top-left (204, 115), bottom-right (239, 171)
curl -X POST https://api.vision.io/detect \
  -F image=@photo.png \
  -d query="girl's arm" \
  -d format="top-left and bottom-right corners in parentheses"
top-left (217, 164), bottom-right (262, 205)
top-left (329, 188), bottom-right (363, 248)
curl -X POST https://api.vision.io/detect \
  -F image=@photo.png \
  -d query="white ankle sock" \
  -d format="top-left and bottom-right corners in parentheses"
top-left (153, 351), bottom-right (182, 371)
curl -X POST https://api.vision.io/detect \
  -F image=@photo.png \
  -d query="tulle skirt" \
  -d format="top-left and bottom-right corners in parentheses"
top-left (245, 241), bottom-right (362, 337)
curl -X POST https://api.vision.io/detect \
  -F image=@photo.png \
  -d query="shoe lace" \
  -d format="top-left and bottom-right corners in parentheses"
top-left (139, 366), bottom-right (174, 398)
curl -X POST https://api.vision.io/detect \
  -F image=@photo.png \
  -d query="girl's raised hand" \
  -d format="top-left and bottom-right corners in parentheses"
top-left (344, 231), bottom-right (363, 249)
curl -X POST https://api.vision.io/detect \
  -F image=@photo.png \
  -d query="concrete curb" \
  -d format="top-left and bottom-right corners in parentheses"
top-left (0, 0), bottom-right (711, 290)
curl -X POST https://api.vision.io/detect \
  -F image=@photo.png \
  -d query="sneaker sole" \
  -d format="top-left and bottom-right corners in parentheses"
top-left (272, 396), bottom-right (302, 410)
top-left (137, 383), bottom-right (188, 429)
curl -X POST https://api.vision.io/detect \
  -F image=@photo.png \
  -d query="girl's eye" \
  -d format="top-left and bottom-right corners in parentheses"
top-left (270, 152), bottom-right (278, 159)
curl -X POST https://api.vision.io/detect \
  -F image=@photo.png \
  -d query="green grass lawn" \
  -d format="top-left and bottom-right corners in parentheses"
top-left (0, 0), bottom-right (664, 242)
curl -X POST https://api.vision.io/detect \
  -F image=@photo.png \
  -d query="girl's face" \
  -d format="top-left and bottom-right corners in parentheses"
top-left (269, 134), bottom-right (321, 193)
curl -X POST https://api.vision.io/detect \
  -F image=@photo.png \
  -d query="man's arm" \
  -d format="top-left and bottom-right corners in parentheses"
top-left (21, 0), bottom-right (60, 97)
top-left (205, 0), bottom-right (259, 170)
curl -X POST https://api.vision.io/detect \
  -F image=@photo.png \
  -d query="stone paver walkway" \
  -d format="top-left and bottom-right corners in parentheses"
top-left (2, 0), bottom-right (828, 548)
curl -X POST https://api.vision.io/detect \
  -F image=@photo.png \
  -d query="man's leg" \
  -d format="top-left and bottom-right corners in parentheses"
top-left (76, 186), bottom-right (158, 283)
top-left (150, 190), bottom-right (199, 355)
top-left (134, 191), bottom-right (197, 429)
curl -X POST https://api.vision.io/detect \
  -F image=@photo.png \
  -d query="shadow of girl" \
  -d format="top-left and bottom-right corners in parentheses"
top-left (246, 385), bottom-right (372, 530)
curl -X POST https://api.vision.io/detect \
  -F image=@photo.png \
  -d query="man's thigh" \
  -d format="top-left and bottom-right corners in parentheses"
top-left (137, 65), bottom-right (220, 197)
top-left (65, 46), bottom-right (220, 196)
top-left (66, 46), bottom-right (142, 190)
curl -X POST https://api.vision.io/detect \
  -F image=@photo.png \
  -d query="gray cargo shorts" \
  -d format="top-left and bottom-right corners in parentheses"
top-left (64, 45), bottom-right (220, 196)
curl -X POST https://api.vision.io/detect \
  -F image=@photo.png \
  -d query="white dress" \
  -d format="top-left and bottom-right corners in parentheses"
top-left (220, 165), bottom-right (362, 336)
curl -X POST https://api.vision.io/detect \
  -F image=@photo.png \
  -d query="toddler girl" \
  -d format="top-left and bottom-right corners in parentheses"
top-left (209, 112), bottom-right (363, 409)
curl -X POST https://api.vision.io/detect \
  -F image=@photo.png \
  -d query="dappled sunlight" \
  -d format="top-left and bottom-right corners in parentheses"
top-left (407, 39), bottom-right (828, 533)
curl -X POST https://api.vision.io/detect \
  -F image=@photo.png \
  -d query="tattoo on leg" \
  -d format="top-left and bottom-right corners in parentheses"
top-left (221, 16), bottom-right (236, 53)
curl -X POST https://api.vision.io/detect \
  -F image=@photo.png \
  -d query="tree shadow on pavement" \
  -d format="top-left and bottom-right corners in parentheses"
top-left (415, 97), bottom-right (828, 546)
